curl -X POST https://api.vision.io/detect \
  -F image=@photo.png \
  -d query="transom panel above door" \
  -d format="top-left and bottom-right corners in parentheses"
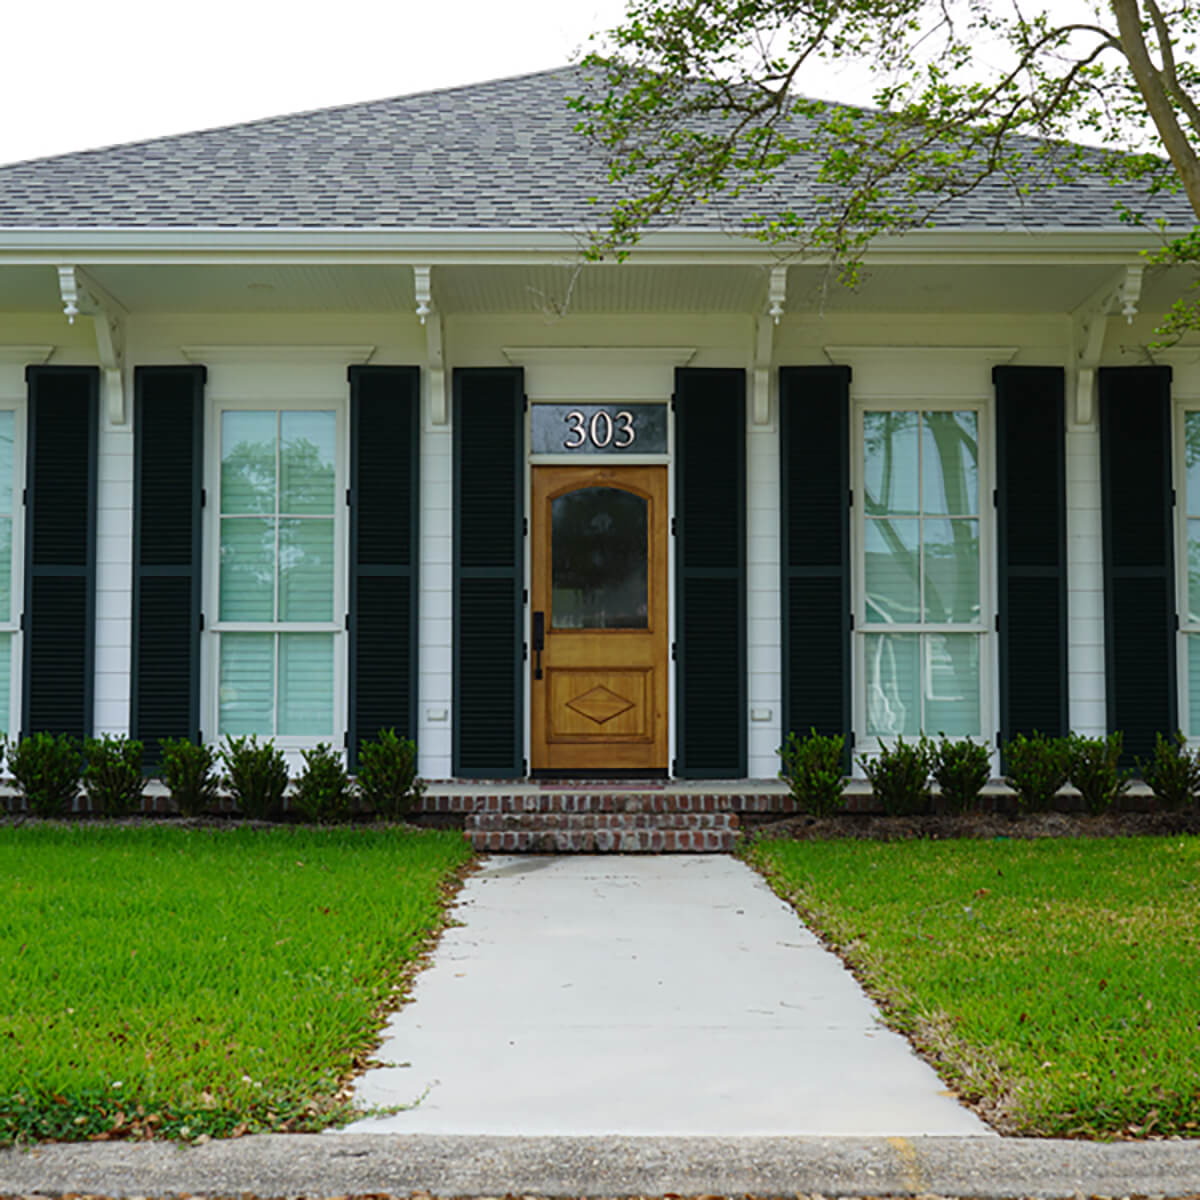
top-left (530, 464), bottom-right (668, 775)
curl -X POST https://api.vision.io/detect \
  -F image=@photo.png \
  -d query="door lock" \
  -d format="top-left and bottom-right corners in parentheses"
top-left (532, 610), bottom-right (545, 680)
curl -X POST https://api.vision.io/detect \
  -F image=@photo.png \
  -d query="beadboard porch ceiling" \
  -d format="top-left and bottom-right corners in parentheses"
top-left (0, 259), bottom-right (1185, 318)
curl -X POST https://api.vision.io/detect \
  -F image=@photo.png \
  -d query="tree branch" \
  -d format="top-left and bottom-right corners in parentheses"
top-left (1111, 0), bottom-right (1200, 217)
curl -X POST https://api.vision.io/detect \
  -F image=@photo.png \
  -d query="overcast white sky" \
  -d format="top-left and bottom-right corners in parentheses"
top-left (0, 0), bottom-right (1116, 167)
top-left (0, 0), bottom-right (632, 165)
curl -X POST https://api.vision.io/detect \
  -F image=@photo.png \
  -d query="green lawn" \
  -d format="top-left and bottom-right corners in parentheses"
top-left (0, 824), bottom-right (473, 1144)
top-left (749, 836), bottom-right (1200, 1137)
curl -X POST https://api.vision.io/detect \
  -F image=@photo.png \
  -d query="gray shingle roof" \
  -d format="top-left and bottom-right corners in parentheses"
top-left (0, 65), bottom-right (1191, 233)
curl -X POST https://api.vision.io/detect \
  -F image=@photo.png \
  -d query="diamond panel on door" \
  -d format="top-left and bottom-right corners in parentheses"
top-left (549, 669), bottom-right (650, 739)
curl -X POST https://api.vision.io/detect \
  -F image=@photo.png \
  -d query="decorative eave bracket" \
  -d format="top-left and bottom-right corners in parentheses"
top-left (57, 265), bottom-right (128, 424)
top-left (752, 266), bottom-right (788, 425)
top-left (415, 266), bottom-right (448, 425)
top-left (1072, 263), bottom-right (1145, 427)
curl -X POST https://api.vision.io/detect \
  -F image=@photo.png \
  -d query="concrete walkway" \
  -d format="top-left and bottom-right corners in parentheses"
top-left (344, 854), bottom-right (990, 1137)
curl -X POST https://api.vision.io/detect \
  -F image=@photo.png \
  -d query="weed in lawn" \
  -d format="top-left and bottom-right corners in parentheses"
top-left (750, 836), bottom-right (1200, 1138)
top-left (0, 824), bottom-right (473, 1145)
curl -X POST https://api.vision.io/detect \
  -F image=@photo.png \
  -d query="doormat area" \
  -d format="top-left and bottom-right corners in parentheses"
top-left (537, 780), bottom-right (666, 790)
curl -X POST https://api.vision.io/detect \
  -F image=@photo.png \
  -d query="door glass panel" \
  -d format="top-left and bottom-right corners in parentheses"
top-left (551, 486), bottom-right (648, 629)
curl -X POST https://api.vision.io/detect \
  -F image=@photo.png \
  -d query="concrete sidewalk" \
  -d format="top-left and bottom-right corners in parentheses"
top-left (7, 1132), bottom-right (1200, 1198)
top-left (344, 854), bottom-right (990, 1137)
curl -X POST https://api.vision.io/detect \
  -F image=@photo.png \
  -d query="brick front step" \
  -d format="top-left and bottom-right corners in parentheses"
top-left (464, 808), bottom-right (740, 853)
top-left (466, 824), bottom-right (738, 854)
top-left (419, 791), bottom-right (795, 816)
top-left (471, 811), bottom-right (738, 831)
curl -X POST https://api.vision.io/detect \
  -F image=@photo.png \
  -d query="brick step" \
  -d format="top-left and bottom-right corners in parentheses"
top-left (419, 792), bottom-right (795, 816)
top-left (465, 808), bottom-right (740, 853)
top-left (469, 811), bottom-right (739, 831)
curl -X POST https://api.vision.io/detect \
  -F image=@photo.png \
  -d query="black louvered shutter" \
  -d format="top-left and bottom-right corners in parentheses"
top-left (1100, 366), bottom-right (1176, 763)
top-left (780, 367), bottom-right (851, 752)
top-left (349, 366), bottom-right (420, 767)
top-left (675, 368), bottom-right (746, 777)
top-left (453, 368), bottom-right (524, 776)
top-left (995, 366), bottom-right (1068, 744)
top-left (132, 366), bottom-right (204, 765)
top-left (23, 366), bottom-right (98, 738)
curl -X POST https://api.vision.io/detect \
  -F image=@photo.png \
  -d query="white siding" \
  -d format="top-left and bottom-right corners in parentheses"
top-left (1065, 425), bottom-right (1106, 735)
top-left (93, 412), bottom-right (134, 736)
top-left (746, 414), bottom-right (782, 778)
top-left (418, 419), bottom-right (454, 779)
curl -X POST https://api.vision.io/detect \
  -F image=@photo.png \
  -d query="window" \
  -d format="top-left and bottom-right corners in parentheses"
top-left (1181, 411), bottom-right (1200, 735)
top-left (858, 408), bottom-right (986, 738)
top-left (0, 409), bottom-right (18, 734)
top-left (211, 407), bottom-right (342, 741)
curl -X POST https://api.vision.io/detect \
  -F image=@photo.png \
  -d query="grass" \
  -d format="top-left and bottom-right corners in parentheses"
top-left (748, 836), bottom-right (1200, 1138)
top-left (0, 823), bottom-right (473, 1145)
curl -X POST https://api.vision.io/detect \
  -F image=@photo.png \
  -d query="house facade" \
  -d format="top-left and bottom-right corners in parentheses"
top-left (0, 67), bottom-right (1195, 780)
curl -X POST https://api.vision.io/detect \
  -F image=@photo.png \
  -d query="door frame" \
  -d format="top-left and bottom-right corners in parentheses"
top-left (524, 410), bottom-right (675, 776)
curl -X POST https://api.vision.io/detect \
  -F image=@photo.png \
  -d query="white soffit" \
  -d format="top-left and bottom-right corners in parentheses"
top-left (502, 347), bottom-right (697, 401)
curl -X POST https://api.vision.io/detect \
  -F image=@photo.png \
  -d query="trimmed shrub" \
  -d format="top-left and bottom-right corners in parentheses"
top-left (158, 737), bottom-right (221, 818)
top-left (1068, 732), bottom-right (1131, 815)
top-left (220, 735), bottom-right (289, 820)
top-left (9, 732), bottom-right (83, 817)
top-left (293, 743), bottom-right (354, 823)
top-left (83, 735), bottom-right (146, 818)
top-left (931, 736), bottom-right (992, 813)
top-left (356, 728), bottom-right (424, 818)
top-left (778, 728), bottom-right (847, 818)
top-left (859, 736), bottom-right (932, 816)
top-left (1138, 731), bottom-right (1200, 811)
top-left (1003, 732), bottom-right (1071, 811)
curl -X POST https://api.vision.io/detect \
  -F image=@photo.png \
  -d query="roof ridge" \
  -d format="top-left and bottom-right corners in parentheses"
top-left (0, 63), bottom-right (588, 171)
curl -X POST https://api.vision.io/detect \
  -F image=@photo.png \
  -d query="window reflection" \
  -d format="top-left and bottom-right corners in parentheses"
top-left (552, 487), bottom-right (648, 629)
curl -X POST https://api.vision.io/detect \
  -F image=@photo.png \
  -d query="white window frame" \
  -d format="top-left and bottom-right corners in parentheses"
top-left (1174, 402), bottom-right (1200, 742)
top-left (852, 399), bottom-right (995, 755)
top-left (203, 397), bottom-right (348, 750)
top-left (0, 401), bottom-right (25, 738)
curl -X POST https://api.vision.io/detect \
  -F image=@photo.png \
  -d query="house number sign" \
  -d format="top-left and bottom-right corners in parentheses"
top-left (531, 403), bottom-right (667, 455)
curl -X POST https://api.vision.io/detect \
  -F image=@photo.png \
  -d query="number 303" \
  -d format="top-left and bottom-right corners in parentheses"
top-left (563, 409), bottom-right (636, 449)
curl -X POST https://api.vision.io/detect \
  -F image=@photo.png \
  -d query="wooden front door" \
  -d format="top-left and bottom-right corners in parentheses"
top-left (530, 465), bottom-right (669, 774)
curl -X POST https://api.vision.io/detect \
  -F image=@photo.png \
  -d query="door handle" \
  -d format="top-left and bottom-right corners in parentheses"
top-left (532, 611), bottom-right (545, 680)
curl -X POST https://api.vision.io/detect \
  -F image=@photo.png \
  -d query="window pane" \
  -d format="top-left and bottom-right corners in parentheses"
top-left (281, 412), bottom-right (336, 515)
top-left (551, 486), bottom-right (648, 629)
top-left (0, 632), bottom-right (11, 733)
top-left (221, 411), bottom-right (276, 514)
top-left (922, 411), bottom-right (978, 515)
top-left (1189, 635), bottom-right (1200, 736)
top-left (924, 633), bottom-right (980, 736)
top-left (279, 519), bottom-right (334, 620)
top-left (219, 633), bottom-right (274, 735)
top-left (0, 518), bottom-right (11, 622)
top-left (1187, 413), bottom-right (1200, 513)
top-left (866, 632), bottom-right (921, 736)
top-left (0, 412), bottom-right (14, 511)
top-left (1189, 520), bottom-right (1200, 623)
top-left (220, 518), bottom-right (275, 621)
top-left (279, 633), bottom-right (333, 736)
top-left (864, 411), bottom-right (919, 516)
top-left (923, 518), bottom-right (980, 623)
top-left (864, 518), bottom-right (919, 624)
